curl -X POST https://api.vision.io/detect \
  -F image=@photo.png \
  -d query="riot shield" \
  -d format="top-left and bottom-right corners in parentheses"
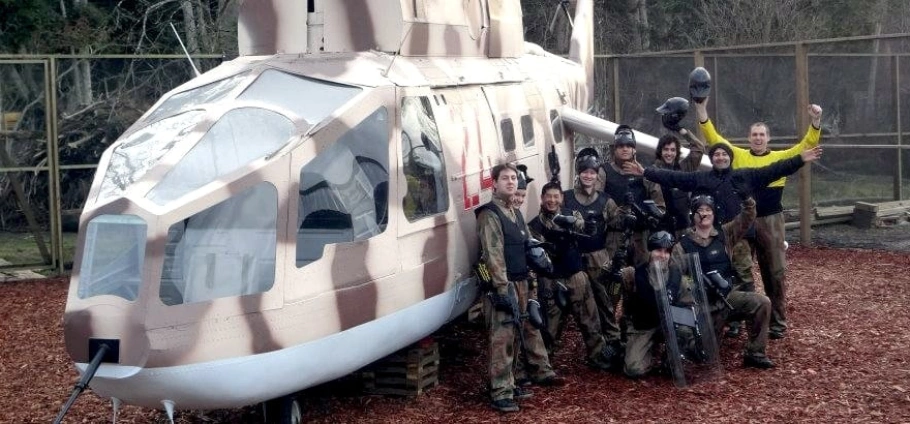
top-left (651, 253), bottom-right (721, 387)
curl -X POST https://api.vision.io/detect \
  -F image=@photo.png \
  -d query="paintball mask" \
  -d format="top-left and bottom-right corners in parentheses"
top-left (613, 125), bottom-right (636, 149)
top-left (647, 231), bottom-right (675, 251)
top-left (656, 97), bottom-right (689, 132)
top-left (688, 67), bottom-right (712, 103)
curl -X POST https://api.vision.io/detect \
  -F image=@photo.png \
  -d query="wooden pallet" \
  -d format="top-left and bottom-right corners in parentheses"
top-left (362, 341), bottom-right (439, 396)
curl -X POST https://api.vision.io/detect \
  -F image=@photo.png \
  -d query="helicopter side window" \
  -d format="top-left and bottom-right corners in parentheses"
top-left (521, 114), bottom-right (535, 147)
top-left (550, 109), bottom-right (563, 143)
top-left (296, 107), bottom-right (389, 267)
top-left (159, 182), bottom-right (278, 306)
top-left (401, 96), bottom-right (449, 222)
top-left (500, 118), bottom-right (516, 152)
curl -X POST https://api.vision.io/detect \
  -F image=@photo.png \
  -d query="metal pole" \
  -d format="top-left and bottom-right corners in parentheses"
top-left (45, 58), bottom-right (64, 273)
top-left (795, 43), bottom-right (812, 245)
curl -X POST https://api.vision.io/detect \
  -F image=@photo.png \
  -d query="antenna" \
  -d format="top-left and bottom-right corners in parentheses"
top-left (383, 23), bottom-right (416, 78)
top-left (170, 23), bottom-right (201, 77)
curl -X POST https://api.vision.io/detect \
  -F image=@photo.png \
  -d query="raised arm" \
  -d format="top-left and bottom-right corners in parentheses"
top-left (721, 197), bottom-right (757, 248)
top-left (679, 128), bottom-right (706, 172)
top-left (640, 166), bottom-right (702, 192)
top-left (777, 104), bottom-right (823, 157)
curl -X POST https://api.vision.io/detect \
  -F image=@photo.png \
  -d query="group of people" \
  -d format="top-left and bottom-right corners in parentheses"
top-left (474, 89), bottom-right (824, 412)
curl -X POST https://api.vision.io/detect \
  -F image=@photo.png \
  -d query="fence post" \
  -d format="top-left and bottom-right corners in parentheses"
top-left (45, 57), bottom-right (64, 273)
top-left (795, 43), bottom-right (812, 245)
top-left (893, 56), bottom-right (903, 200)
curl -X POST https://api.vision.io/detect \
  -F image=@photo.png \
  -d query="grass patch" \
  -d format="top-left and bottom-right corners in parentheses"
top-left (0, 231), bottom-right (78, 272)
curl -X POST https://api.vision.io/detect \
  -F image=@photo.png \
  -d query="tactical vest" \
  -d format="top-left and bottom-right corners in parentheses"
top-left (529, 213), bottom-right (584, 278)
top-left (603, 164), bottom-right (648, 208)
top-left (562, 190), bottom-right (608, 253)
top-left (476, 202), bottom-right (529, 281)
top-left (679, 230), bottom-right (733, 281)
top-left (628, 263), bottom-right (682, 329)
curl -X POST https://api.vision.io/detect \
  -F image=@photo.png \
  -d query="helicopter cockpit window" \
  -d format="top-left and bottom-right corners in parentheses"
top-left (159, 182), bottom-right (278, 305)
top-left (238, 69), bottom-right (361, 124)
top-left (521, 114), bottom-right (535, 147)
top-left (78, 214), bottom-right (147, 301)
top-left (500, 118), bottom-right (516, 152)
top-left (98, 110), bottom-right (203, 202)
top-left (401, 96), bottom-right (449, 221)
top-left (143, 72), bottom-right (250, 125)
top-left (147, 108), bottom-right (294, 206)
top-left (296, 107), bottom-right (389, 267)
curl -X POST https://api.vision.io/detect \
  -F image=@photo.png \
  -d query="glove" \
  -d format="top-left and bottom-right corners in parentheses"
top-left (552, 214), bottom-right (577, 229)
top-left (621, 213), bottom-right (637, 228)
top-left (490, 290), bottom-right (515, 312)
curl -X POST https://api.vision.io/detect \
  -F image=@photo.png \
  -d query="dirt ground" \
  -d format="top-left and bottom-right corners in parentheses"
top-left (2, 230), bottom-right (910, 423)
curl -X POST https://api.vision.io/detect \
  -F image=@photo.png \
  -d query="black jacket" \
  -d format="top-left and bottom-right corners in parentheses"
top-left (642, 155), bottom-right (806, 223)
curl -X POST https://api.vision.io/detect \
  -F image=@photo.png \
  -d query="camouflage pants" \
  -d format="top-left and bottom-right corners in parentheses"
top-left (581, 249), bottom-right (622, 343)
top-left (483, 280), bottom-right (556, 401)
top-left (752, 213), bottom-right (788, 334)
top-left (539, 272), bottom-right (607, 361)
top-left (623, 323), bottom-right (660, 378)
top-left (732, 239), bottom-right (756, 292)
top-left (713, 291), bottom-right (771, 357)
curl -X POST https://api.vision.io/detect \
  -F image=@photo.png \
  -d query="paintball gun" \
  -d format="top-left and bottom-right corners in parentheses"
top-left (703, 270), bottom-right (734, 309)
top-left (548, 145), bottom-right (561, 183)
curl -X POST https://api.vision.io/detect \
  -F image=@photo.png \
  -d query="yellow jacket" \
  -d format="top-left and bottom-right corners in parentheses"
top-left (699, 120), bottom-right (821, 188)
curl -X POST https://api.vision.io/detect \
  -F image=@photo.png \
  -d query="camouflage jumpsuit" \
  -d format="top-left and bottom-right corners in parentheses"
top-left (672, 198), bottom-right (772, 360)
top-left (477, 197), bottom-right (557, 402)
top-left (563, 185), bottom-right (626, 345)
top-left (528, 209), bottom-right (609, 365)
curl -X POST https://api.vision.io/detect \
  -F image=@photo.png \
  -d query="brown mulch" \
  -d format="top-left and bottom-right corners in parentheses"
top-left (2, 246), bottom-right (909, 423)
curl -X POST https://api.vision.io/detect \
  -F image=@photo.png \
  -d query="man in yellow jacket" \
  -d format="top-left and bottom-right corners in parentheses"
top-left (694, 98), bottom-right (822, 340)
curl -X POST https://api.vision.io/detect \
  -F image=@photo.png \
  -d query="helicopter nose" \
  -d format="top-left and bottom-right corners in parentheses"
top-left (64, 303), bottom-right (150, 368)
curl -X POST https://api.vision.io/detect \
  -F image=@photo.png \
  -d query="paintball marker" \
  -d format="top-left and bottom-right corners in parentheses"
top-left (548, 145), bottom-right (561, 183)
top-left (703, 270), bottom-right (734, 309)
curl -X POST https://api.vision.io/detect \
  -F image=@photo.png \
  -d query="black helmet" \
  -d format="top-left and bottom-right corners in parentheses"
top-left (656, 97), bottom-right (689, 116)
top-left (657, 97), bottom-right (689, 131)
top-left (689, 194), bottom-right (715, 214)
top-left (575, 153), bottom-right (599, 174)
top-left (526, 238), bottom-right (554, 275)
top-left (647, 231), bottom-right (675, 251)
top-left (516, 164), bottom-right (534, 190)
top-left (688, 67), bottom-right (712, 102)
top-left (613, 124), bottom-right (636, 148)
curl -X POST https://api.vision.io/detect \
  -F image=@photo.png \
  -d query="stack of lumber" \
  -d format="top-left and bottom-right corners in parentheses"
top-left (361, 339), bottom-right (440, 396)
top-left (852, 200), bottom-right (910, 229)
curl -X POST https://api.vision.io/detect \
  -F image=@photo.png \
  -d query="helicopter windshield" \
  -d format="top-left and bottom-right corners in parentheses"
top-left (143, 72), bottom-right (251, 125)
top-left (98, 110), bottom-right (203, 202)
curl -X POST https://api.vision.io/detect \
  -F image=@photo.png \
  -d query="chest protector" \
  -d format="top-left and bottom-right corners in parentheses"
top-left (562, 190), bottom-right (608, 253)
top-left (679, 230), bottom-right (733, 281)
top-left (628, 263), bottom-right (682, 329)
top-left (603, 164), bottom-right (648, 207)
top-left (477, 202), bottom-right (529, 281)
top-left (529, 213), bottom-right (584, 278)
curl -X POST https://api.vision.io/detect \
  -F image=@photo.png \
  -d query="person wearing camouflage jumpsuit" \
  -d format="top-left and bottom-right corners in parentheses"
top-left (529, 182), bottom-right (614, 370)
top-left (673, 194), bottom-right (775, 368)
top-left (563, 154), bottom-right (628, 366)
top-left (476, 164), bottom-right (561, 412)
